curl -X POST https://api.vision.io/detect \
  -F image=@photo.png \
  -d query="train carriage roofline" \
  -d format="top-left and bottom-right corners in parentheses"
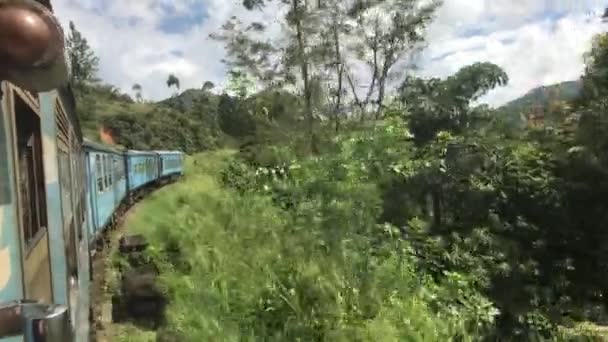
top-left (126, 149), bottom-right (158, 155)
top-left (154, 150), bottom-right (184, 155)
top-left (82, 138), bottom-right (125, 154)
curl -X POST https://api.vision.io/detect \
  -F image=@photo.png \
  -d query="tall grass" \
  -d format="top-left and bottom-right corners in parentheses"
top-left (123, 150), bottom-right (479, 341)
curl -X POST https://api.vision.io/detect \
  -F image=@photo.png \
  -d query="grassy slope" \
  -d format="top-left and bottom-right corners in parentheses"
top-left (102, 150), bottom-right (608, 342)
top-left (108, 151), bottom-right (479, 341)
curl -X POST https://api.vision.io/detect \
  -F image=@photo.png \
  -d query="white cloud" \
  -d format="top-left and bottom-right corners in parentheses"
top-left (53, 0), bottom-right (275, 100)
top-left (420, 0), bottom-right (607, 106)
top-left (51, 0), bottom-right (608, 106)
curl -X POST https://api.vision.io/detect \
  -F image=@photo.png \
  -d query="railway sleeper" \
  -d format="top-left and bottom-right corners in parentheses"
top-left (112, 264), bottom-right (167, 329)
top-left (112, 235), bottom-right (167, 328)
top-left (119, 234), bottom-right (149, 254)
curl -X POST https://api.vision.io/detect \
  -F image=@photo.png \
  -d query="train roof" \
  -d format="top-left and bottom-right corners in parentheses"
top-left (125, 150), bottom-right (158, 156)
top-left (82, 138), bottom-right (125, 154)
top-left (154, 150), bottom-right (184, 155)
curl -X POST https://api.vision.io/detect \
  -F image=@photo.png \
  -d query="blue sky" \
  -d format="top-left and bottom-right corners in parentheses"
top-left (52, 0), bottom-right (608, 106)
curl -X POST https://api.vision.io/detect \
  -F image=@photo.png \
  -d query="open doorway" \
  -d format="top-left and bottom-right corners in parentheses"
top-left (13, 90), bottom-right (52, 303)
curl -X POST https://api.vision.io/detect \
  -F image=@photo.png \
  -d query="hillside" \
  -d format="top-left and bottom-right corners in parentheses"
top-left (500, 80), bottom-right (582, 112)
top-left (76, 84), bottom-right (221, 152)
top-left (492, 80), bottom-right (582, 129)
top-left (159, 88), bottom-right (217, 112)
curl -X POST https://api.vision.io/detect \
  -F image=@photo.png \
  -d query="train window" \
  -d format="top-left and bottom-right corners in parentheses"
top-left (102, 155), bottom-right (108, 188)
top-left (114, 157), bottom-right (124, 181)
top-left (106, 156), bottom-right (114, 187)
top-left (113, 159), bottom-right (118, 181)
top-left (96, 155), bottom-right (103, 192)
top-left (105, 156), bottom-right (109, 187)
top-left (14, 94), bottom-right (48, 245)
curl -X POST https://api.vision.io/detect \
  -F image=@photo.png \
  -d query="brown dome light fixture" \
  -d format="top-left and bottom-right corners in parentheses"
top-left (0, 0), bottom-right (69, 92)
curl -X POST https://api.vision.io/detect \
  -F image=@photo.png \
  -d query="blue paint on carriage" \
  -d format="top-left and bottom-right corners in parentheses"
top-left (112, 154), bottom-right (127, 208)
top-left (75, 223), bottom-right (91, 341)
top-left (84, 154), bottom-right (96, 246)
top-left (126, 151), bottom-right (159, 192)
top-left (83, 141), bottom-right (127, 237)
top-left (156, 151), bottom-right (184, 177)
top-left (39, 91), bottom-right (69, 306)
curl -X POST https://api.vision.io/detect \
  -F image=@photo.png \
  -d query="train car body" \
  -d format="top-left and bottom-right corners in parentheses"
top-left (126, 151), bottom-right (159, 193)
top-left (0, 82), bottom-right (90, 341)
top-left (83, 140), bottom-right (127, 244)
top-left (0, 2), bottom-right (185, 339)
top-left (156, 151), bottom-right (184, 178)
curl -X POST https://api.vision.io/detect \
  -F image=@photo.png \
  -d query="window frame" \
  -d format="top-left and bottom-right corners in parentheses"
top-left (96, 154), bottom-right (104, 193)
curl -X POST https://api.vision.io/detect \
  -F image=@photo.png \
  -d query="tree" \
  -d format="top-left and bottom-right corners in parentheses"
top-left (202, 81), bottom-right (215, 91)
top-left (167, 74), bottom-right (180, 91)
top-left (578, 33), bottom-right (608, 105)
top-left (313, 0), bottom-right (353, 132)
top-left (132, 83), bottom-right (143, 102)
top-left (213, 1), bottom-right (332, 153)
top-left (227, 69), bottom-right (255, 99)
top-left (400, 62), bottom-right (508, 144)
top-left (348, 0), bottom-right (441, 119)
top-left (217, 93), bottom-right (256, 138)
top-left (66, 21), bottom-right (100, 87)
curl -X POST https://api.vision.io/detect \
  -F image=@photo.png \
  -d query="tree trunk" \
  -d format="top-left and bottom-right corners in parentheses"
top-left (293, 0), bottom-right (316, 154)
top-left (332, 18), bottom-right (343, 133)
top-left (375, 56), bottom-right (391, 120)
top-left (346, 71), bottom-right (365, 123)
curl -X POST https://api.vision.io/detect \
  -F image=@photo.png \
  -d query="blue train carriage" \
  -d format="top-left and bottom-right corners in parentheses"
top-left (155, 150), bottom-right (185, 180)
top-left (126, 150), bottom-right (160, 195)
top-left (83, 139), bottom-right (127, 249)
top-left (0, 82), bottom-right (90, 341)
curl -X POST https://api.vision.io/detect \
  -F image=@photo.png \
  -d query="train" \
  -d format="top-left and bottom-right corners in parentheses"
top-left (0, 1), bottom-right (185, 341)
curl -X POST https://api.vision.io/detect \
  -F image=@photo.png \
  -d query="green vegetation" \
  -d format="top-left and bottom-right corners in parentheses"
top-left (68, 3), bottom-right (608, 340)
top-left (114, 151), bottom-right (485, 341)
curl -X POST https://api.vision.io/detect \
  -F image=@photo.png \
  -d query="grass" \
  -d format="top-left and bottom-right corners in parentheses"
top-left (102, 149), bottom-right (608, 342)
top-left (105, 150), bottom-right (480, 341)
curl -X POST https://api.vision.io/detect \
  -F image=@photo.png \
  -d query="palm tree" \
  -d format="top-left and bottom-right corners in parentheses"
top-left (202, 81), bottom-right (215, 91)
top-left (132, 83), bottom-right (142, 102)
top-left (167, 74), bottom-right (180, 90)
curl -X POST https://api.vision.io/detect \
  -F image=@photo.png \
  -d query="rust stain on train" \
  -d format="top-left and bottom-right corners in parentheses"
top-left (100, 126), bottom-right (115, 145)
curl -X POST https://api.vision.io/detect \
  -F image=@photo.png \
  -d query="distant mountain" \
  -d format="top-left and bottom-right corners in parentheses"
top-left (493, 80), bottom-right (583, 130)
top-left (500, 80), bottom-right (582, 112)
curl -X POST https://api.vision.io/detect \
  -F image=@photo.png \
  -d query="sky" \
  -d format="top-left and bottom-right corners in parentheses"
top-left (51, 0), bottom-right (608, 107)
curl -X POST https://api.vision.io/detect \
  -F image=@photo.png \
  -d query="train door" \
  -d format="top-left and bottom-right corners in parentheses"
top-left (11, 89), bottom-right (53, 303)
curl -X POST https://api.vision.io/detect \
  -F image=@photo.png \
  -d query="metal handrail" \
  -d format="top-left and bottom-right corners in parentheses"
top-left (0, 300), bottom-right (72, 342)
